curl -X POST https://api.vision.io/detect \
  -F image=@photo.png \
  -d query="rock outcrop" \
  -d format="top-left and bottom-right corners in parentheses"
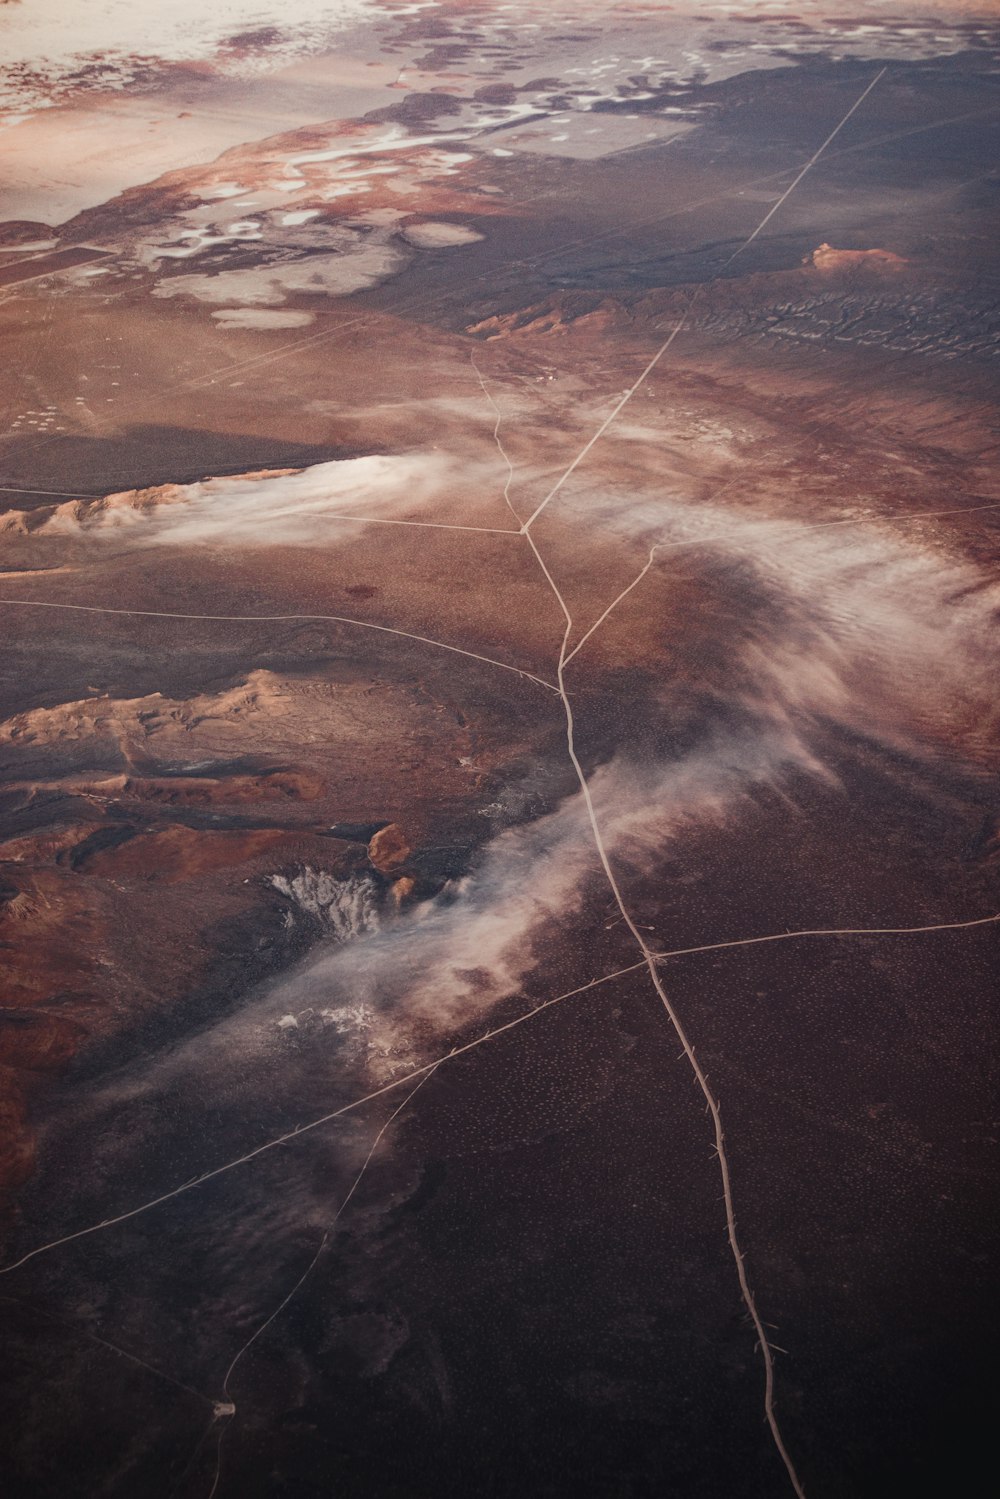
top-left (368, 822), bottom-right (413, 878)
top-left (809, 242), bottom-right (908, 272)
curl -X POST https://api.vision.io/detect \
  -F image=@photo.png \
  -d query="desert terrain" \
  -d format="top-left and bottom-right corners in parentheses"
top-left (0, 4), bottom-right (998, 1497)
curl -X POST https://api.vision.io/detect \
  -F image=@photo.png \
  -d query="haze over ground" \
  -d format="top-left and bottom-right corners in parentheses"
top-left (0, 3), bottom-right (998, 1497)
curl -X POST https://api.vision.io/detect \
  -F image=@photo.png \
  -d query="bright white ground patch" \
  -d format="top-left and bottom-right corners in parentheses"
top-left (152, 241), bottom-right (406, 306)
top-left (211, 307), bottom-right (316, 329)
top-left (400, 222), bottom-right (485, 249)
top-left (0, 1), bottom-right (379, 107)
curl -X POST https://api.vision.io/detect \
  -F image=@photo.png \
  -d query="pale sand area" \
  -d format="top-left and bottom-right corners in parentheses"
top-left (4, 0), bottom-right (992, 226)
top-left (0, 56), bottom-right (404, 226)
top-left (211, 308), bottom-right (317, 330)
top-left (401, 222), bottom-right (485, 249)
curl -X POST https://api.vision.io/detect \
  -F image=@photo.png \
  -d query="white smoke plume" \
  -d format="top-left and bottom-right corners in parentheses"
top-left (8, 453), bottom-right (481, 547)
top-left (270, 869), bottom-right (382, 940)
top-left (562, 481), bottom-right (1000, 770)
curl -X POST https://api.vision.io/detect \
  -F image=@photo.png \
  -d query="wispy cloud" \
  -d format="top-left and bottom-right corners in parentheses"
top-left (566, 485), bottom-right (1000, 769)
top-left (20, 453), bottom-right (489, 547)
